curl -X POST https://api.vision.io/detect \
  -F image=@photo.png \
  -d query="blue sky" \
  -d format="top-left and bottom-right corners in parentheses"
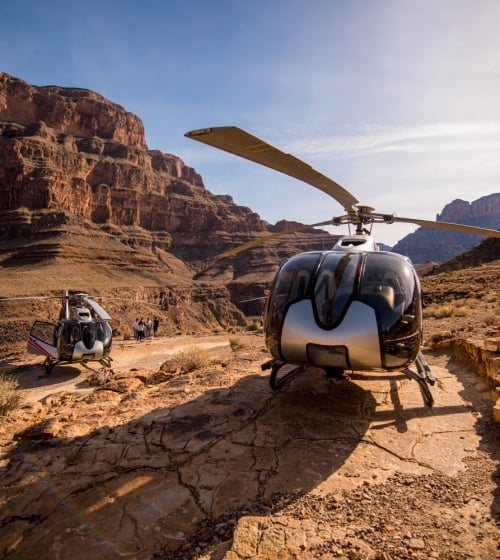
top-left (1, 0), bottom-right (499, 245)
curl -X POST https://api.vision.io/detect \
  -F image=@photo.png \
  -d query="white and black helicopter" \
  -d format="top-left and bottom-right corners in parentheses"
top-left (3, 291), bottom-right (113, 374)
top-left (185, 126), bottom-right (500, 406)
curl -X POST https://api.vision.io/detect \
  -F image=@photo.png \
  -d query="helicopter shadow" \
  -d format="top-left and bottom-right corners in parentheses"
top-left (348, 371), bottom-right (430, 433)
top-left (5, 368), bottom-right (376, 558)
top-left (4, 358), bottom-right (496, 558)
top-left (8, 362), bottom-right (83, 391)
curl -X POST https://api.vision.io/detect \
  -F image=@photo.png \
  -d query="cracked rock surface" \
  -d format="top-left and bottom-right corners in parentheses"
top-left (1, 334), bottom-right (499, 560)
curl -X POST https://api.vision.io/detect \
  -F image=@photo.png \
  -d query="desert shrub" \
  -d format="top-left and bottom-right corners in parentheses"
top-left (229, 337), bottom-right (244, 351)
top-left (423, 304), bottom-right (455, 319)
top-left (484, 313), bottom-right (500, 327)
top-left (422, 306), bottom-right (434, 319)
top-left (454, 306), bottom-right (468, 317)
top-left (86, 369), bottom-right (114, 386)
top-left (161, 347), bottom-right (212, 374)
top-left (455, 297), bottom-right (477, 309)
top-left (428, 331), bottom-right (454, 347)
top-left (0, 374), bottom-right (22, 416)
top-left (483, 292), bottom-right (498, 304)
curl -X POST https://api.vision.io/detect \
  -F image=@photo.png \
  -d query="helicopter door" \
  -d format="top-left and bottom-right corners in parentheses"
top-left (58, 320), bottom-right (81, 361)
top-left (28, 321), bottom-right (58, 358)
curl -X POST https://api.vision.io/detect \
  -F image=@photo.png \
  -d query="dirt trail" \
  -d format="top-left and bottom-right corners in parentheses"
top-left (10, 334), bottom-right (232, 404)
top-left (110, 335), bottom-right (231, 371)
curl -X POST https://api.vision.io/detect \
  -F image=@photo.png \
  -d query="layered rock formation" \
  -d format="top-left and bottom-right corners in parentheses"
top-left (427, 236), bottom-right (500, 275)
top-left (0, 72), bottom-right (336, 330)
top-left (2, 69), bottom-right (497, 335)
top-left (393, 194), bottom-right (500, 263)
top-left (0, 76), bottom-right (146, 148)
top-left (0, 73), bottom-right (265, 257)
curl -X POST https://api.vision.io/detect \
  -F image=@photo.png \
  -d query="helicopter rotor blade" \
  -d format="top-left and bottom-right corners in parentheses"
top-left (238, 297), bottom-right (267, 303)
top-left (185, 126), bottom-right (359, 213)
top-left (218, 219), bottom-right (335, 258)
top-left (388, 216), bottom-right (500, 237)
top-left (0, 295), bottom-right (61, 301)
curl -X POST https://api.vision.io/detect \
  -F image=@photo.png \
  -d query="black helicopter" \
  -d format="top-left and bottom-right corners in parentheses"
top-left (185, 126), bottom-right (500, 406)
top-left (3, 291), bottom-right (113, 374)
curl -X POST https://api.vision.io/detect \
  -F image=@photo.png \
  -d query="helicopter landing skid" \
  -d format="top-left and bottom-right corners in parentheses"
top-left (403, 350), bottom-right (436, 407)
top-left (262, 359), bottom-right (304, 390)
top-left (99, 356), bottom-right (113, 368)
top-left (43, 357), bottom-right (57, 375)
top-left (81, 358), bottom-right (113, 375)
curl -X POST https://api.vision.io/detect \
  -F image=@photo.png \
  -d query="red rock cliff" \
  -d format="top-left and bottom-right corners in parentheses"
top-left (438, 196), bottom-right (500, 222)
top-left (0, 71), bottom-right (333, 286)
top-left (0, 72), bottom-right (271, 249)
top-left (0, 73), bottom-right (146, 149)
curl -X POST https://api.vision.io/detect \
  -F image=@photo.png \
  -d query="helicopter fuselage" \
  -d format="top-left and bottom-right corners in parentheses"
top-left (183, 124), bottom-right (499, 404)
top-left (264, 247), bottom-right (422, 374)
top-left (28, 314), bottom-right (113, 372)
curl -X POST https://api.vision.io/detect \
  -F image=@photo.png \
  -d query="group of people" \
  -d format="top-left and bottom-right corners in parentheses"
top-left (132, 317), bottom-right (160, 341)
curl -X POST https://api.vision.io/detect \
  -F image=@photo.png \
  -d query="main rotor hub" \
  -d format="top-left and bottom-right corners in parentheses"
top-left (354, 204), bottom-right (375, 214)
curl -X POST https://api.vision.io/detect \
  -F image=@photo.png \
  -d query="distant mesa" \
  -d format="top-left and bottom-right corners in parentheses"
top-left (393, 195), bottom-right (500, 263)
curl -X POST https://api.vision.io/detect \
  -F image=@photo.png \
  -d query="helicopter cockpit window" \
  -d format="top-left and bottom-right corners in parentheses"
top-left (58, 321), bottom-right (80, 345)
top-left (57, 321), bottom-right (81, 360)
top-left (360, 252), bottom-right (421, 368)
top-left (360, 253), bottom-right (417, 326)
top-left (95, 320), bottom-right (113, 350)
top-left (271, 252), bottom-right (322, 314)
top-left (313, 253), bottom-right (360, 328)
top-left (265, 252), bottom-right (322, 355)
top-left (30, 321), bottom-right (57, 346)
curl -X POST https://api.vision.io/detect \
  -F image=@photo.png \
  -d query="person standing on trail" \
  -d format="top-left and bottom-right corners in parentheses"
top-left (153, 317), bottom-right (160, 337)
top-left (132, 318), bottom-right (139, 340)
top-left (136, 319), bottom-right (145, 342)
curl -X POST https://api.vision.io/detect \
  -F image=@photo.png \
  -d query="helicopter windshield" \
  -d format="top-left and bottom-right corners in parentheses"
top-left (80, 320), bottom-right (113, 350)
top-left (58, 320), bottom-right (112, 358)
top-left (359, 252), bottom-right (421, 368)
top-left (96, 320), bottom-right (113, 351)
top-left (265, 252), bottom-right (322, 354)
top-left (313, 253), bottom-right (360, 328)
top-left (359, 252), bottom-right (417, 328)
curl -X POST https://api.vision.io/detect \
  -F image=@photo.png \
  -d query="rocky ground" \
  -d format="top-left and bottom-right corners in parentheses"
top-left (0, 327), bottom-right (499, 560)
top-left (0, 261), bottom-right (499, 560)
